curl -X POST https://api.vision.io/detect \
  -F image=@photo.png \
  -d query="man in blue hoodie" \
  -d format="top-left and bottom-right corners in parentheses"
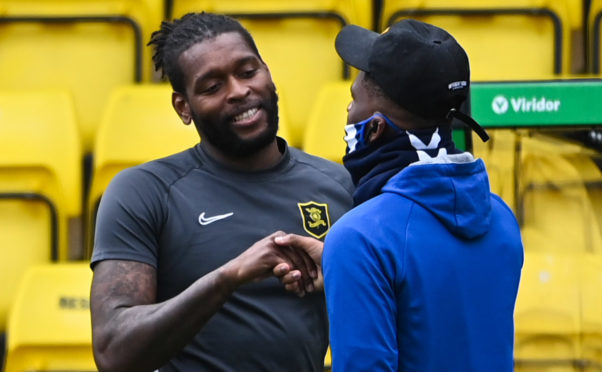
top-left (276, 19), bottom-right (524, 371)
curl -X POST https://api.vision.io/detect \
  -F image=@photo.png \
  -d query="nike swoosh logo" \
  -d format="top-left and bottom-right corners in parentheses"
top-left (198, 212), bottom-right (234, 226)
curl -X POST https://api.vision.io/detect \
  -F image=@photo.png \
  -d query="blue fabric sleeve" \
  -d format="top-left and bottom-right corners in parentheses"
top-left (323, 220), bottom-right (399, 372)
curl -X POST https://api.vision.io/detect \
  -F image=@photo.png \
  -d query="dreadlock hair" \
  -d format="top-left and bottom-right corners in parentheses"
top-left (148, 12), bottom-right (262, 93)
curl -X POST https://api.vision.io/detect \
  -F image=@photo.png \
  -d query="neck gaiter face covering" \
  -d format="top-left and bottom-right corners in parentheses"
top-left (344, 113), bottom-right (400, 154)
top-left (343, 118), bottom-right (460, 206)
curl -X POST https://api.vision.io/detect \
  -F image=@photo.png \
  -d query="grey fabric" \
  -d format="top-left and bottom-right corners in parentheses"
top-left (92, 139), bottom-right (354, 371)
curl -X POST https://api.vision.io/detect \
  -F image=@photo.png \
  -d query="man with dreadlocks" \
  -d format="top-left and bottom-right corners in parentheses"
top-left (89, 12), bottom-right (353, 372)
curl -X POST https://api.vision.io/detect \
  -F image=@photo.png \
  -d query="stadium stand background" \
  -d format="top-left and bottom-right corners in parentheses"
top-left (2, 0), bottom-right (602, 371)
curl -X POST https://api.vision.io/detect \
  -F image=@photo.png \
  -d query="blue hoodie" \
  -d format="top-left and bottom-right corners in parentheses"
top-left (323, 157), bottom-right (524, 372)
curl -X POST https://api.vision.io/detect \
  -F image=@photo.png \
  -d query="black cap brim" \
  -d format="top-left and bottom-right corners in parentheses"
top-left (335, 24), bottom-right (379, 72)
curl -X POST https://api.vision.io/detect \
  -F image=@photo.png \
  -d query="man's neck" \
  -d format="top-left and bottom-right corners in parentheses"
top-left (201, 139), bottom-right (283, 171)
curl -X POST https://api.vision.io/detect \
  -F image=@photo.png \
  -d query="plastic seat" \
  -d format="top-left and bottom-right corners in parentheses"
top-left (484, 133), bottom-right (602, 368)
top-left (581, 254), bottom-right (602, 370)
top-left (324, 346), bottom-right (332, 371)
top-left (563, 151), bottom-right (602, 249)
top-left (0, 90), bottom-right (82, 335)
top-left (513, 251), bottom-right (582, 371)
top-left (168, 0), bottom-right (372, 148)
top-left (302, 80), bottom-right (351, 163)
top-left (515, 251), bottom-right (602, 370)
top-left (380, 0), bottom-right (580, 80)
top-left (474, 128), bottom-right (602, 255)
top-left (568, 152), bottom-right (602, 368)
top-left (0, 0), bottom-right (164, 152)
top-left (519, 134), bottom-right (602, 255)
top-left (472, 129), bottom-right (521, 209)
top-left (590, 0), bottom-right (602, 74)
top-left (3, 262), bottom-right (95, 372)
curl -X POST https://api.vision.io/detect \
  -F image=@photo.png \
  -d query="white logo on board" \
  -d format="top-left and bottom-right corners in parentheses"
top-left (492, 95), bottom-right (509, 114)
top-left (492, 95), bottom-right (561, 115)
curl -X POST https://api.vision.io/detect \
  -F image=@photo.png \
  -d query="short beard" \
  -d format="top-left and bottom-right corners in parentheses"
top-left (192, 90), bottom-right (279, 158)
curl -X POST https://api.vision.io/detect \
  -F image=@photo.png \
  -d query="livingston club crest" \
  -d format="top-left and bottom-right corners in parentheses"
top-left (297, 201), bottom-right (331, 239)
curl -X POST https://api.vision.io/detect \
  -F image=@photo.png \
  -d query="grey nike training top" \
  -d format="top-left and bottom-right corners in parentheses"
top-left (91, 139), bottom-right (354, 371)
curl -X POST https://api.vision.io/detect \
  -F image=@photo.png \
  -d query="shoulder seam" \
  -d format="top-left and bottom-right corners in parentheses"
top-left (292, 156), bottom-right (354, 194)
top-left (134, 154), bottom-right (204, 227)
top-left (163, 165), bottom-right (203, 220)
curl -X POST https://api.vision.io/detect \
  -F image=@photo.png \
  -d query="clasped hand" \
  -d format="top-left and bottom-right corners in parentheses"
top-left (272, 232), bottom-right (324, 297)
top-left (227, 231), bottom-right (324, 297)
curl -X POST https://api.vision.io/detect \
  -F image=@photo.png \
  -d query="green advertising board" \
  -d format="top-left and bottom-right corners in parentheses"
top-left (470, 80), bottom-right (602, 128)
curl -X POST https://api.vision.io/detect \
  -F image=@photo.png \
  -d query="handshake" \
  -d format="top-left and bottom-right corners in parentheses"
top-left (224, 231), bottom-right (325, 297)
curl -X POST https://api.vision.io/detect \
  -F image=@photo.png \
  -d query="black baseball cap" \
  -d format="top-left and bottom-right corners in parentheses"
top-left (335, 19), bottom-right (489, 142)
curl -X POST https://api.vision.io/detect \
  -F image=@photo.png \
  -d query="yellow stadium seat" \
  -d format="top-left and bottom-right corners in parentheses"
top-left (3, 262), bottom-right (95, 372)
top-left (496, 133), bottom-right (602, 369)
top-left (302, 80), bottom-right (351, 163)
top-left (324, 346), bottom-right (332, 372)
top-left (0, 90), bottom-right (82, 336)
top-left (563, 151), bottom-right (602, 245)
top-left (472, 129), bottom-right (521, 210)
top-left (277, 107), bottom-right (295, 147)
top-left (514, 251), bottom-right (582, 371)
top-left (324, 345), bottom-right (332, 371)
top-left (0, 0), bottom-right (164, 152)
top-left (169, 0), bottom-right (372, 148)
top-left (475, 129), bottom-right (602, 255)
top-left (380, 0), bottom-right (580, 80)
top-left (519, 134), bottom-right (602, 255)
top-left (581, 254), bottom-right (602, 370)
top-left (590, 0), bottom-right (602, 74)
top-left (87, 84), bottom-right (198, 253)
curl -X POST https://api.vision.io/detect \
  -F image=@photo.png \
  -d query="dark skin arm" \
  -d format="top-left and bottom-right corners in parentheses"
top-left (90, 232), bottom-right (316, 372)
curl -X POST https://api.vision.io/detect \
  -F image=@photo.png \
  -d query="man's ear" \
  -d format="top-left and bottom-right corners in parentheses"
top-left (172, 91), bottom-right (192, 125)
top-left (366, 115), bottom-right (387, 143)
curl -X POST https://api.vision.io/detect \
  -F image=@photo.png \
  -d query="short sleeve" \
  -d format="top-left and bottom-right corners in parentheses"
top-left (91, 167), bottom-right (166, 269)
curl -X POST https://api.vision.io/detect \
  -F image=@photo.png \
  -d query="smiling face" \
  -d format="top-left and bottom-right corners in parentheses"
top-left (173, 32), bottom-right (279, 157)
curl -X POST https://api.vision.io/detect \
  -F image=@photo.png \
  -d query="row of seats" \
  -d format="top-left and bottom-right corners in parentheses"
top-left (0, 91), bottom-right (82, 336)
top-left (473, 129), bottom-right (602, 255)
top-left (3, 1), bottom-right (602, 370)
top-left (0, 0), bottom-right (371, 151)
top-left (2, 0), bottom-right (602, 152)
top-left (0, 0), bottom-right (163, 153)
top-left (383, 1), bottom-right (577, 81)
top-left (473, 127), bottom-right (602, 368)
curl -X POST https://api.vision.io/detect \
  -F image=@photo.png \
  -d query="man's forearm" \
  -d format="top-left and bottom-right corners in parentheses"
top-left (91, 232), bottom-right (306, 371)
top-left (92, 264), bottom-right (237, 372)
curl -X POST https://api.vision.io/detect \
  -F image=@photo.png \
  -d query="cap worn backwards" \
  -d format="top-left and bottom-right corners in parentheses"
top-left (335, 19), bottom-right (489, 142)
